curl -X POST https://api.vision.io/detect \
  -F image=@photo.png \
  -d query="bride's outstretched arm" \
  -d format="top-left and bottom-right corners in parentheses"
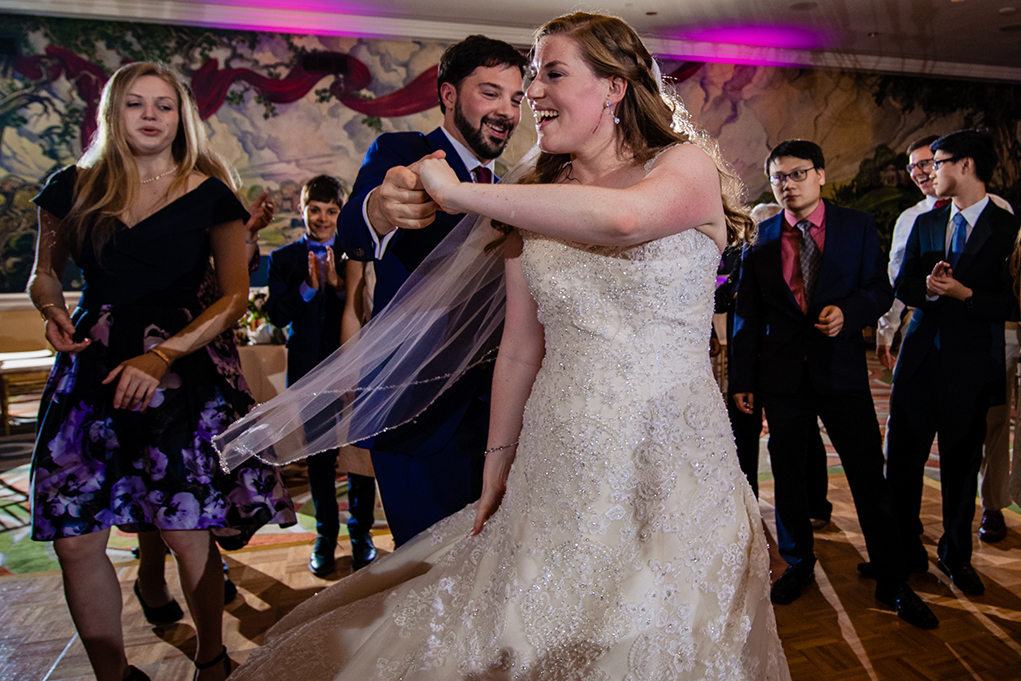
top-left (473, 233), bottom-right (545, 535)
top-left (419, 144), bottom-right (727, 249)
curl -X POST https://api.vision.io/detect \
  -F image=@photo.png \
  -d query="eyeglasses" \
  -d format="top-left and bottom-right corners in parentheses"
top-left (906, 158), bottom-right (933, 173)
top-left (931, 156), bottom-right (960, 170)
top-left (768, 167), bottom-right (815, 185)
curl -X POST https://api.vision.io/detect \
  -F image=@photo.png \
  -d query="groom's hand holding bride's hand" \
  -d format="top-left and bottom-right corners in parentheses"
top-left (416, 151), bottom-right (464, 215)
top-left (366, 158), bottom-right (440, 235)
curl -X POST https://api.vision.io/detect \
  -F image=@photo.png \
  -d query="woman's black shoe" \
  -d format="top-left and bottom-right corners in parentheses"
top-left (193, 645), bottom-right (231, 680)
top-left (223, 558), bottom-right (238, 603)
top-left (133, 580), bottom-right (184, 625)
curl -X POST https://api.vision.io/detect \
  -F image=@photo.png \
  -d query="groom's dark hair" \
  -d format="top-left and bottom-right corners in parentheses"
top-left (437, 35), bottom-right (527, 113)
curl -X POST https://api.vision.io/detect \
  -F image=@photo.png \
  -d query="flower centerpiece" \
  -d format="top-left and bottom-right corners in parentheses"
top-left (236, 287), bottom-right (285, 345)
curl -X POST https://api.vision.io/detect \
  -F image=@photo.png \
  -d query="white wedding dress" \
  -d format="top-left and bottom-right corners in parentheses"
top-left (233, 223), bottom-right (790, 680)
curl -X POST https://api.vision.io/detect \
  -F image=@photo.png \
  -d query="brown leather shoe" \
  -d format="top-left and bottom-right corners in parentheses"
top-left (978, 509), bottom-right (1007, 543)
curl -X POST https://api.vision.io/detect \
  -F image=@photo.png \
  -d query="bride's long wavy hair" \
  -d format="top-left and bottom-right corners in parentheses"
top-left (492, 12), bottom-right (753, 248)
top-left (65, 61), bottom-right (238, 260)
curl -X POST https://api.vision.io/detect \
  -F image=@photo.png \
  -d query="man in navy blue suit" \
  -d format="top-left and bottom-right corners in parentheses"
top-left (886, 130), bottom-right (1020, 596)
top-left (266, 176), bottom-right (378, 576)
top-left (338, 36), bottom-right (526, 546)
top-left (731, 140), bottom-right (938, 628)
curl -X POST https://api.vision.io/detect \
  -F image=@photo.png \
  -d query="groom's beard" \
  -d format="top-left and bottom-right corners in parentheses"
top-left (454, 99), bottom-right (515, 161)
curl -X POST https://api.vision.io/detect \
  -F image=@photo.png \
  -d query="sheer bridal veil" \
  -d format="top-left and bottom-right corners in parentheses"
top-left (214, 147), bottom-right (540, 471)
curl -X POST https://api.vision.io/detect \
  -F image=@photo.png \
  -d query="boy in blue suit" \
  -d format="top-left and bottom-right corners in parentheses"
top-left (887, 130), bottom-right (1020, 596)
top-left (732, 140), bottom-right (938, 629)
top-left (266, 176), bottom-right (377, 575)
top-left (338, 36), bottom-right (526, 546)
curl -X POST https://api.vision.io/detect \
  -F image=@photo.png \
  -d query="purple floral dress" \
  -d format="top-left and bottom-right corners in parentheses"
top-left (30, 167), bottom-right (295, 550)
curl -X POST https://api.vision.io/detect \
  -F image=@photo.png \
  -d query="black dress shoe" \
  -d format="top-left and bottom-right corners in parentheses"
top-left (124, 665), bottom-right (151, 681)
top-left (979, 510), bottom-right (1007, 543)
top-left (309, 536), bottom-right (337, 577)
top-left (133, 580), bottom-right (184, 625)
top-left (770, 561), bottom-right (816, 605)
top-left (857, 555), bottom-right (929, 579)
top-left (350, 533), bottom-right (378, 571)
top-left (936, 559), bottom-right (984, 595)
top-left (875, 583), bottom-right (939, 629)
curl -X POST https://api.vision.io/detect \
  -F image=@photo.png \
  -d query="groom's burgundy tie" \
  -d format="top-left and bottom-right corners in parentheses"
top-left (472, 166), bottom-right (493, 184)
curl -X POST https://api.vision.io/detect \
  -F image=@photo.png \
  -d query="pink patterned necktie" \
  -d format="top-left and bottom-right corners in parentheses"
top-left (796, 219), bottom-right (822, 305)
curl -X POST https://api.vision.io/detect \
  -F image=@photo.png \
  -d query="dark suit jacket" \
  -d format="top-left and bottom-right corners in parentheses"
top-left (336, 127), bottom-right (491, 456)
top-left (731, 201), bottom-right (893, 396)
top-left (264, 239), bottom-right (344, 386)
top-left (893, 200), bottom-right (1020, 404)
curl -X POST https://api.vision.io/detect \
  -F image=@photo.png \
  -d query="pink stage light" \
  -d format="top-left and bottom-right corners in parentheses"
top-left (183, 0), bottom-right (389, 36)
top-left (202, 0), bottom-right (376, 13)
top-left (674, 24), bottom-right (828, 51)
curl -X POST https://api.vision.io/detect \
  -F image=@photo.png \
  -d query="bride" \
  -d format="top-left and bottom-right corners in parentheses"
top-left (231, 12), bottom-right (790, 680)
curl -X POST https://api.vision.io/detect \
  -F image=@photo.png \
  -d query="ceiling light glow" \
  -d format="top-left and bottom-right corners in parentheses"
top-left (673, 24), bottom-right (828, 50)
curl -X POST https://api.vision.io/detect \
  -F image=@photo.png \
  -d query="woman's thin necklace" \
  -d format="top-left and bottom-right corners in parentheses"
top-left (140, 166), bottom-right (177, 184)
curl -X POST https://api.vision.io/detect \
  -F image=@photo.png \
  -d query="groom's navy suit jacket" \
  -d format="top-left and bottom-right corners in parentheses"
top-left (342, 128), bottom-right (474, 311)
top-left (337, 127), bottom-right (492, 544)
top-left (730, 201), bottom-right (893, 397)
top-left (893, 201), bottom-right (1019, 405)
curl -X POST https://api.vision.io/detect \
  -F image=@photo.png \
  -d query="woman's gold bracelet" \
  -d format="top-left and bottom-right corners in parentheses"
top-left (149, 347), bottom-right (173, 367)
top-left (37, 302), bottom-right (64, 321)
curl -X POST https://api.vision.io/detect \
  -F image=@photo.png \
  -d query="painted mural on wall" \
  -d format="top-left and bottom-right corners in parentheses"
top-left (676, 62), bottom-right (1021, 252)
top-left (1, 14), bottom-right (1019, 294)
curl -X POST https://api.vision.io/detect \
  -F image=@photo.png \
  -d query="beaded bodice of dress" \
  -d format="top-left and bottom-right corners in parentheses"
top-left (521, 227), bottom-right (720, 405)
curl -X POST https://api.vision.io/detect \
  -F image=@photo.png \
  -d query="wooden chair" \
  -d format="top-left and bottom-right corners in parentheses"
top-left (0, 351), bottom-right (55, 437)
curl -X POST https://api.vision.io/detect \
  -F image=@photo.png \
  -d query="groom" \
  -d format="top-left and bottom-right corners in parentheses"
top-left (338, 35), bottom-right (526, 546)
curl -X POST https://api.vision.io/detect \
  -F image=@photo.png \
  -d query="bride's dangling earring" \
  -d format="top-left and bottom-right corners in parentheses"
top-left (605, 100), bottom-right (620, 125)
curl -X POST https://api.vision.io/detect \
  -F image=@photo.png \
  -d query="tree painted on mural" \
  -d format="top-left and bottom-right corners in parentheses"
top-left (871, 74), bottom-right (1021, 209)
top-left (832, 144), bottom-right (920, 254)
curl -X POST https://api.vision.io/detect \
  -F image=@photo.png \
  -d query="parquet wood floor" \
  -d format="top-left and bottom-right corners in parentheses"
top-left (1, 478), bottom-right (1018, 680)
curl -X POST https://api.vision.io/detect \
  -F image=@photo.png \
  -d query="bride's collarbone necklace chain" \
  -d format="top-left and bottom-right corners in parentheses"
top-left (561, 157), bottom-right (638, 185)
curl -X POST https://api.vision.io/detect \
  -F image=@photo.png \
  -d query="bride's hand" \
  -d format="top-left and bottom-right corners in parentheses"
top-left (471, 447), bottom-right (516, 535)
top-left (414, 152), bottom-right (462, 213)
